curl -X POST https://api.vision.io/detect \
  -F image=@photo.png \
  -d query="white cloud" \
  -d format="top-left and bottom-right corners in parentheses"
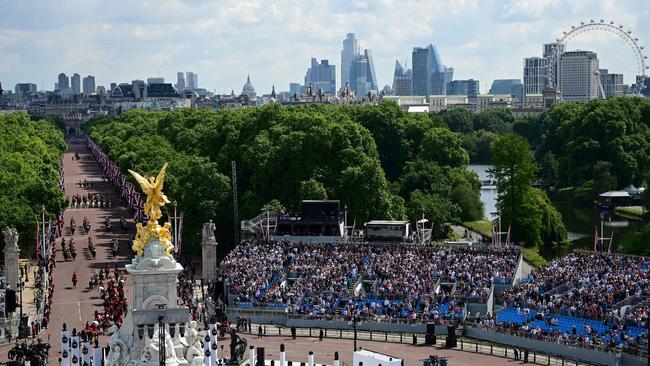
top-left (0, 0), bottom-right (648, 93)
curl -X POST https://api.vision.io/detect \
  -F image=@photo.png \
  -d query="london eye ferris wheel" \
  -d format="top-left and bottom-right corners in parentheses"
top-left (549, 19), bottom-right (648, 97)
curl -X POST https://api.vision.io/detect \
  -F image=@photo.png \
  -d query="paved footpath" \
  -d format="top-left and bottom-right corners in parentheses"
top-left (0, 141), bottom-right (135, 361)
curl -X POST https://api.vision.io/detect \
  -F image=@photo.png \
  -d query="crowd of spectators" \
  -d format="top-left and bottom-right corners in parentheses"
top-left (498, 252), bottom-right (649, 322)
top-left (177, 255), bottom-right (202, 322)
top-left (223, 241), bottom-right (520, 322)
top-left (222, 240), bottom-right (291, 304)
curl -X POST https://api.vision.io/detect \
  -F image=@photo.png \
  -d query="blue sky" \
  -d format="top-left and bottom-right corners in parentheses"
top-left (1, 0), bottom-right (649, 94)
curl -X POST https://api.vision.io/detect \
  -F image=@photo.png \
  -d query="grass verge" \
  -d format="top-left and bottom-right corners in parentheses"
top-left (614, 206), bottom-right (645, 220)
top-left (523, 247), bottom-right (547, 267)
top-left (463, 220), bottom-right (493, 238)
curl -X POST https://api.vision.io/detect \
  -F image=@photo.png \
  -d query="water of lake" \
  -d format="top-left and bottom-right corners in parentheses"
top-left (467, 164), bottom-right (643, 259)
top-left (468, 165), bottom-right (498, 221)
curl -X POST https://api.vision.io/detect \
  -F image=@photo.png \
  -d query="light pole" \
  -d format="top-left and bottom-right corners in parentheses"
top-left (352, 315), bottom-right (360, 352)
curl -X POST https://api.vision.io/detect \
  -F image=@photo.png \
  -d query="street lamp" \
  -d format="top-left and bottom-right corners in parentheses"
top-left (350, 315), bottom-right (361, 352)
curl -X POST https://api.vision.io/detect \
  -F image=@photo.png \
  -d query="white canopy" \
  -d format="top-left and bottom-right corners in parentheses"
top-left (599, 191), bottom-right (630, 198)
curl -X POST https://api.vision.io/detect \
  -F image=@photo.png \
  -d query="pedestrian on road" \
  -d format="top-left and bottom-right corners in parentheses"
top-left (319, 329), bottom-right (323, 341)
top-left (72, 271), bottom-right (78, 288)
top-left (258, 325), bottom-right (263, 338)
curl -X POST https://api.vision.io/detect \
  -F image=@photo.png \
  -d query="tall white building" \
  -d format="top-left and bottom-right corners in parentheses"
top-left (71, 73), bottom-right (81, 95)
top-left (82, 75), bottom-right (95, 95)
top-left (523, 57), bottom-right (548, 95)
top-left (559, 50), bottom-right (599, 101)
top-left (186, 72), bottom-right (198, 90)
top-left (341, 33), bottom-right (359, 89)
top-left (176, 72), bottom-right (185, 91)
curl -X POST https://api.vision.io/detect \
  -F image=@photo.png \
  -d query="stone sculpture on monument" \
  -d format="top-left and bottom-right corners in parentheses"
top-left (3, 227), bottom-right (20, 290)
top-left (104, 163), bottom-right (209, 366)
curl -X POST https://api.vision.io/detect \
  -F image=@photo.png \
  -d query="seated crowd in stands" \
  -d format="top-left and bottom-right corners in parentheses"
top-left (224, 240), bottom-right (648, 352)
top-left (223, 240), bottom-right (520, 322)
top-left (498, 252), bottom-right (649, 322)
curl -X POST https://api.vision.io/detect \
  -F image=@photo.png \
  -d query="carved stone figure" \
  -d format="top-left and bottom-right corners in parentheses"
top-left (202, 222), bottom-right (216, 243)
top-left (2, 227), bottom-right (19, 250)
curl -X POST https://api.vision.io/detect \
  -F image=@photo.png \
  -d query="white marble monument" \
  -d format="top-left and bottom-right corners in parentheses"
top-left (2, 227), bottom-right (20, 291)
top-left (105, 164), bottom-right (208, 366)
top-left (201, 221), bottom-right (218, 280)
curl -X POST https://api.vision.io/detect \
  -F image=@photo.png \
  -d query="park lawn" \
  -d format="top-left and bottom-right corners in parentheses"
top-left (614, 206), bottom-right (645, 220)
top-left (463, 220), bottom-right (493, 238)
top-left (523, 247), bottom-right (547, 267)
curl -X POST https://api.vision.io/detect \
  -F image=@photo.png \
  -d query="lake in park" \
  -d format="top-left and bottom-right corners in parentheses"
top-left (467, 164), bottom-right (643, 259)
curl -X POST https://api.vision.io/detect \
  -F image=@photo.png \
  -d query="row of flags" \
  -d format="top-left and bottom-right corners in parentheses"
top-left (593, 226), bottom-right (614, 254)
top-left (87, 137), bottom-right (148, 225)
top-left (86, 137), bottom-right (184, 255)
top-left (35, 159), bottom-right (66, 259)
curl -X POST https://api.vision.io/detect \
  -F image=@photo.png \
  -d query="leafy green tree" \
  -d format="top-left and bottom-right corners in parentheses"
top-left (621, 222), bottom-right (650, 256)
top-left (531, 188), bottom-right (567, 246)
top-left (492, 134), bottom-right (539, 246)
top-left (537, 98), bottom-right (650, 191)
top-left (449, 173), bottom-right (484, 222)
top-left (513, 115), bottom-right (544, 148)
top-left (492, 134), bottom-right (566, 247)
top-left (0, 112), bottom-right (66, 255)
top-left (539, 152), bottom-right (559, 187)
top-left (420, 128), bottom-right (469, 167)
top-left (462, 130), bottom-right (498, 164)
top-left (438, 108), bottom-right (474, 134)
top-left (406, 190), bottom-right (459, 238)
top-left (474, 109), bottom-right (514, 134)
top-left (591, 161), bottom-right (617, 195)
top-left (347, 101), bottom-right (439, 181)
top-left (299, 179), bottom-right (328, 201)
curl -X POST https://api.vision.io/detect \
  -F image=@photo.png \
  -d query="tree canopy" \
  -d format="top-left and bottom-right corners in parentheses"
top-left (0, 112), bottom-right (66, 256)
top-left (86, 103), bottom-right (485, 252)
top-left (492, 134), bottom-right (566, 247)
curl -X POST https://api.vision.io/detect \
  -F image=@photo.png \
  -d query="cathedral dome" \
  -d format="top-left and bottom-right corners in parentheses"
top-left (241, 74), bottom-right (256, 99)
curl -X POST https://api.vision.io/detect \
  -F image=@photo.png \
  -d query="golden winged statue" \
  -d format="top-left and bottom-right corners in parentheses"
top-left (128, 163), bottom-right (174, 257)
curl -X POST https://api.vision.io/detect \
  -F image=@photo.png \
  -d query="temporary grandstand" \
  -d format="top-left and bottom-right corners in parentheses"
top-left (220, 240), bottom-right (648, 364)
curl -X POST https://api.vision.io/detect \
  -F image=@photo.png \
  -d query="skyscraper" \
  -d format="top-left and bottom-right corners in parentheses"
top-left (147, 77), bottom-right (165, 85)
top-left (304, 58), bottom-right (336, 94)
top-left (71, 73), bottom-right (81, 94)
top-left (559, 50), bottom-right (599, 101)
top-left (186, 72), bottom-right (198, 90)
top-left (341, 33), bottom-right (359, 89)
top-left (176, 72), bottom-right (186, 91)
top-left (82, 75), bottom-right (95, 95)
top-left (427, 44), bottom-right (447, 95)
top-left (392, 59), bottom-right (412, 96)
top-left (489, 79), bottom-right (523, 101)
top-left (598, 69), bottom-right (624, 98)
top-left (14, 83), bottom-right (37, 100)
top-left (543, 42), bottom-right (565, 88)
top-left (411, 44), bottom-right (452, 96)
top-left (523, 57), bottom-right (548, 95)
top-left (349, 49), bottom-right (378, 96)
top-left (289, 83), bottom-right (303, 96)
top-left (412, 47), bottom-right (431, 96)
top-left (447, 79), bottom-right (479, 97)
top-left (57, 73), bottom-right (69, 91)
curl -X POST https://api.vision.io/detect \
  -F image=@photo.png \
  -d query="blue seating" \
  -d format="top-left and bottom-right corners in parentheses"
top-left (496, 307), bottom-right (649, 347)
top-left (496, 307), bottom-right (536, 325)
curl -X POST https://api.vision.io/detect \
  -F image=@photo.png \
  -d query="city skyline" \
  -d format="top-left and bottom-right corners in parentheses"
top-left (1, 0), bottom-right (648, 94)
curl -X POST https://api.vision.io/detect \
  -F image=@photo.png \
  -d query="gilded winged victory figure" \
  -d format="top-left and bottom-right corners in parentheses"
top-left (128, 163), bottom-right (174, 257)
